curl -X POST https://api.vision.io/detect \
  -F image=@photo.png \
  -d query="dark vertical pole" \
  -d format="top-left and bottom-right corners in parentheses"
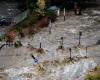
top-left (78, 31), bottom-right (82, 45)
top-left (61, 37), bottom-right (64, 48)
top-left (64, 15), bottom-right (66, 21)
top-left (39, 42), bottom-right (42, 49)
top-left (86, 46), bottom-right (88, 57)
top-left (69, 48), bottom-right (72, 60)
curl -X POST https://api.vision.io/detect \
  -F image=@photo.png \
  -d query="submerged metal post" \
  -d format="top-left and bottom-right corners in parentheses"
top-left (61, 37), bottom-right (64, 48)
top-left (78, 31), bottom-right (82, 45)
top-left (86, 46), bottom-right (88, 58)
top-left (64, 15), bottom-right (66, 21)
top-left (31, 54), bottom-right (39, 64)
top-left (39, 36), bottom-right (42, 49)
top-left (69, 48), bottom-right (72, 60)
top-left (39, 42), bottom-right (42, 49)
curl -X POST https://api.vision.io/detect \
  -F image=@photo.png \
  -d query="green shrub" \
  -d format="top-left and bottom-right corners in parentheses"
top-left (15, 12), bottom-right (38, 30)
top-left (19, 32), bottom-right (25, 38)
top-left (85, 74), bottom-right (100, 80)
top-left (85, 67), bottom-right (100, 80)
top-left (14, 41), bottom-right (22, 48)
top-left (45, 10), bottom-right (57, 22)
top-left (0, 36), bottom-right (2, 41)
top-left (0, 36), bottom-right (4, 41)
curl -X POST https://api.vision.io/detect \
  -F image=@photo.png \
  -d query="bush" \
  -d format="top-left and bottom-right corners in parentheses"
top-left (85, 67), bottom-right (100, 80)
top-left (28, 12), bottom-right (38, 25)
top-left (45, 10), bottom-right (57, 22)
top-left (85, 74), bottom-right (100, 80)
top-left (15, 12), bottom-right (38, 30)
top-left (35, 16), bottom-right (49, 28)
top-left (14, 41), bottom-right (22, 48)
top-left (0, 35), bottom-right (5, 41)
top-left (19, 32), bottom-right (25, 38)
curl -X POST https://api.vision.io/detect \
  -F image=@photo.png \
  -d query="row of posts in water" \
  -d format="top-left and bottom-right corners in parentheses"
top-left (31, 31), bottom-right (88, 65)
top-left (57, 2), bottom-right (81, 21)
top-left (0, 31), bottom-right (87, 65)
